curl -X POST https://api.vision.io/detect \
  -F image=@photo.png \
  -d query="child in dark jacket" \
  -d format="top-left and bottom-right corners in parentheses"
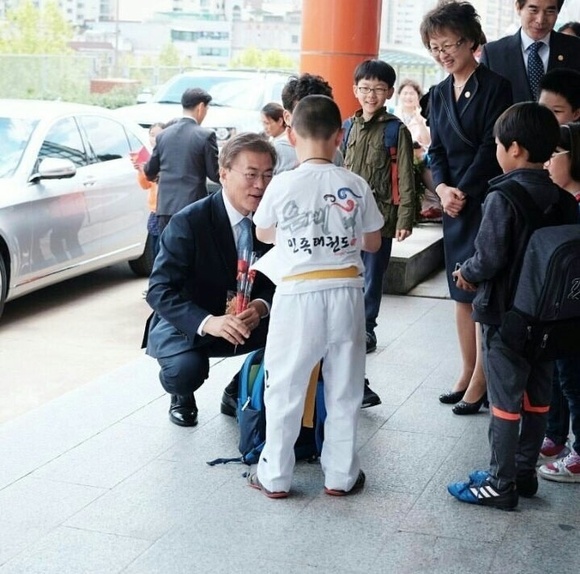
top-left (448, 102), bottom-right (579, 510)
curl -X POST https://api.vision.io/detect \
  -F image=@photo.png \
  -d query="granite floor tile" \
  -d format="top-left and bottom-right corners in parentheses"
top-left (64, 457), bottom-right (230, 540)
top-left (0, 476), bottom-right (106, 530)
top-left (29, 421), bottom-right (181, 489)
top-left (0, 526), bottom-right (151, 574)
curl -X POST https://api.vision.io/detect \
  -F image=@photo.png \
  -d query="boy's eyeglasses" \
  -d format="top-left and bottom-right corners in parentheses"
top-left (229, 167), bottom-right (274, 183)
top-left (428, 39), bottom-right (464, 56)
top-left (356, 86), bottom-right (389, 96)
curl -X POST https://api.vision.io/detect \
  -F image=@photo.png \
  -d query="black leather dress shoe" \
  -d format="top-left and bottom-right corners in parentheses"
top-left (220, 389), bottom-right (237, 417)
top-left (439, 389), bottom-right (466, 404)
top-left (361, 379), bottom-right (381, 409)
top-left (169, 394), bottom-right (198, 427)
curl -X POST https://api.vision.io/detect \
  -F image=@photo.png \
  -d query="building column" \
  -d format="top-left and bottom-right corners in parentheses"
top-left (300, 0), bottom-right (382, 119)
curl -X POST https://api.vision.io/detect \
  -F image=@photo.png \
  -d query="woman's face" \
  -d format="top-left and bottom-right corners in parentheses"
top-left (428, 30), bottom-right (476, 76)
top-left (399, 86), bottom-right (420, 110)
top-left (547, 148), bottom-right (572, 190)
top-left (261, 114), bottom-right (285, 138)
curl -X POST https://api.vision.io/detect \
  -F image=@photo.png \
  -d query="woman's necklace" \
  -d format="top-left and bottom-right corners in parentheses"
top-left (453, 65), bottom-right (479, 90)
top-left (302, 157), bottom-right (333, 163)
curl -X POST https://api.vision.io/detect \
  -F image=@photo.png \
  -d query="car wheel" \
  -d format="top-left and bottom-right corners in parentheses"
top-left (0, 255), bottom-right (7, 320)
top-left (128, 232), bottom-right (155, 277)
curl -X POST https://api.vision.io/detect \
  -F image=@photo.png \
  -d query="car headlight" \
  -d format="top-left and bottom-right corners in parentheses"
top-left (213, 127), bottom-right (236, 142)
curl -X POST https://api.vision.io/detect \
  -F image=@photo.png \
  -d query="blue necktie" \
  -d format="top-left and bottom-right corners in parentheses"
top-left (527, 42), bottom-right (544, 100)
top-left (237, 217), bottom-right (253, 261)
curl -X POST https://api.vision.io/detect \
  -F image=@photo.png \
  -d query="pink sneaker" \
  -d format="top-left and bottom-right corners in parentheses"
top-left (536, 437), bottom-right (570, 467)
top-left (538, 450), bottom-right (580, 483)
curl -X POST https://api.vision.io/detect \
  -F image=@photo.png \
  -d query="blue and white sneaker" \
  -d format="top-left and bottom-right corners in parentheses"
top-left (448, 470), bottom-right (518, 510)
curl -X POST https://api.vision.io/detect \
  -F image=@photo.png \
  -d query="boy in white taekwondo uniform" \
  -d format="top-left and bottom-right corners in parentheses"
top-left (247, 95), bottom-right (384, 498)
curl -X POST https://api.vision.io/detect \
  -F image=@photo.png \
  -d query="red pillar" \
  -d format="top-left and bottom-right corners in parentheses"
top-left (300, 0), bottom-right (382, 119)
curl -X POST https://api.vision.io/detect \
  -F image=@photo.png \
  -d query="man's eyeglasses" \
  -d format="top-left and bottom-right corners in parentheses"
top-left (229, 167), bottom-right (274, 183)
top-left (356, 86), bottom-right (389, 96)
top-left (551, 150), bottom-right (570, 158)
top-left (428, 39), bottom-right (464, 56)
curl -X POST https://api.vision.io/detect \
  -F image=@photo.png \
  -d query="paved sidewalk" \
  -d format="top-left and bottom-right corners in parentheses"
top-left (1, 285), bottom-right (578, 573)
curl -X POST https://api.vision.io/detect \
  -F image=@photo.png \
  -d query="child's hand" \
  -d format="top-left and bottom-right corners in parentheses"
top-left (395, 229), bottom-right (412, 241)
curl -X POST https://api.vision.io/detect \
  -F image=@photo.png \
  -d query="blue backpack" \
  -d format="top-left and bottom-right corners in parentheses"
top-left (208, 348), bottom-right (326, 466)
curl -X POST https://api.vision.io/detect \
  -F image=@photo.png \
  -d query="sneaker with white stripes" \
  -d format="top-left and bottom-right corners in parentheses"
top-left (538, 450), bottom-right (580, 483)
top-left (448, 470), bottom-right (518, 510)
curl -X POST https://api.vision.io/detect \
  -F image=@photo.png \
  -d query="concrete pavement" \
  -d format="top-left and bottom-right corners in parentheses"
top-left (1, 271), bottom-right (578, 573)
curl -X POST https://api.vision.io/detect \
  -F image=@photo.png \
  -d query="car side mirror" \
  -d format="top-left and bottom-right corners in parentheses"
top-left (30, 158), bottom-right (77, 183)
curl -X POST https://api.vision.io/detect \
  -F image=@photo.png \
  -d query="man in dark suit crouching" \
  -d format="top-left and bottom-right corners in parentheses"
top-left (143, 133), bottom-right (276, 426)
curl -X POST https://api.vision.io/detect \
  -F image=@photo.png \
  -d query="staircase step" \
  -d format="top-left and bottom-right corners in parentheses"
top-left (385, 224), bottom-right (444, 295)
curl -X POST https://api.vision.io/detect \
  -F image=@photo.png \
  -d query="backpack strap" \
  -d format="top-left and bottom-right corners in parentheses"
top-left (384, 118), bottom-right (403, 206)
top-left (493, 179), bottom-right (542, 228)
top-left (341, 114), bottom-right (403, 206)
top-left (341, 118), bottom-right (354, 156)
top-left (492, 179), bottom-right (562, 310)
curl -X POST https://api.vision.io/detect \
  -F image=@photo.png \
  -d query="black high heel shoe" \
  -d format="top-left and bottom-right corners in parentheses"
top-left (452, 393), bottom-right (488, 415)
top-left (439, 389), bottom-right (466, 404)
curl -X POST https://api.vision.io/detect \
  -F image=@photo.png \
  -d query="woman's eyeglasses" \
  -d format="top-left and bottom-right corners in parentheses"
top-left (428, 39), bottom-right (465, 56)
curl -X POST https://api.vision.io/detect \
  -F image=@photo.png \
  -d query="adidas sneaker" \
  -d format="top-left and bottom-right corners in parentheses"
top-left (448, 470), bottom-right (518, 510)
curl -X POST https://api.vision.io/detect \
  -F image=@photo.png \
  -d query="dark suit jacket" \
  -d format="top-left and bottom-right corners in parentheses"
top-left (144, 190), bottom-right (275, 359)
top-left (480, 29), bottom-right (580, 103)
top-left (428, 64), bottom-right (513, 302)
top-left (144, 117), bottom-right (219, 216)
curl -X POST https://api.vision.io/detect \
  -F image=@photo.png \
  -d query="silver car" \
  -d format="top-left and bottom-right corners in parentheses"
top-left (0, 99), bottom-right (153, 318)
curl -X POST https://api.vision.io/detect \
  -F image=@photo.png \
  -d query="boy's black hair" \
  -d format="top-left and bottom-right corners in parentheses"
top-left (539, 68), bottom-right (580, 110)
top-left (558, 21), bottom-right (580, 36)
top-left (516, 0), bottom-right (564, 11)
top-left (420, 1), bottom-right (483, 53)
top-left (353, 59), bottom-right (396, 88)
top-left (281, 73), bottom-right (333, 113)
top-left (291, 95), bottom-right (341, 141)
top-left (559, 123), bottom-right (580, 182)
top-left (494, 102), bottom-right (560, 164)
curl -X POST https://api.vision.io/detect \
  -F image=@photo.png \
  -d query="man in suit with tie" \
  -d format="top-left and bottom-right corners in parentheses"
top-left (144, 133), bottom-right (277, 427)
top-left (480, 0), bottom-right (580, 103)
top-left (144, 87), bottom-right (220, 232)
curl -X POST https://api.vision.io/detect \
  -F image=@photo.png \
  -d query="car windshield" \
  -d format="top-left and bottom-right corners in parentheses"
top-left (0, 116), bottom-right (38, 178)
top-left (209, 79), bottom-right (263, 110)
top-left (153, 74), bottom-right (237, 104)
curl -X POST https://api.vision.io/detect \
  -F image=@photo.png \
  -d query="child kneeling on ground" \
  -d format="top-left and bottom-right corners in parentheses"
top-left (248, 95), bottom-right (384, 498)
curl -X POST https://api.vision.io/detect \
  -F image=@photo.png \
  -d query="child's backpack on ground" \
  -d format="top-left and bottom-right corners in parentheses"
top-left (341, 115), bottom-right (404, 205)
top-left (207, 348), bottom-right (326, 466)
top-left (496, 180), bottom-right (580, 361)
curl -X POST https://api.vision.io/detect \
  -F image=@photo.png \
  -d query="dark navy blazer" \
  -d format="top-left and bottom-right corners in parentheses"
top-left (428, 64), bottom-right (513, 301)
top-left (144, 191), bottom-right (274, 358)
top-left (480, 29), bottom-right (580, 103)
